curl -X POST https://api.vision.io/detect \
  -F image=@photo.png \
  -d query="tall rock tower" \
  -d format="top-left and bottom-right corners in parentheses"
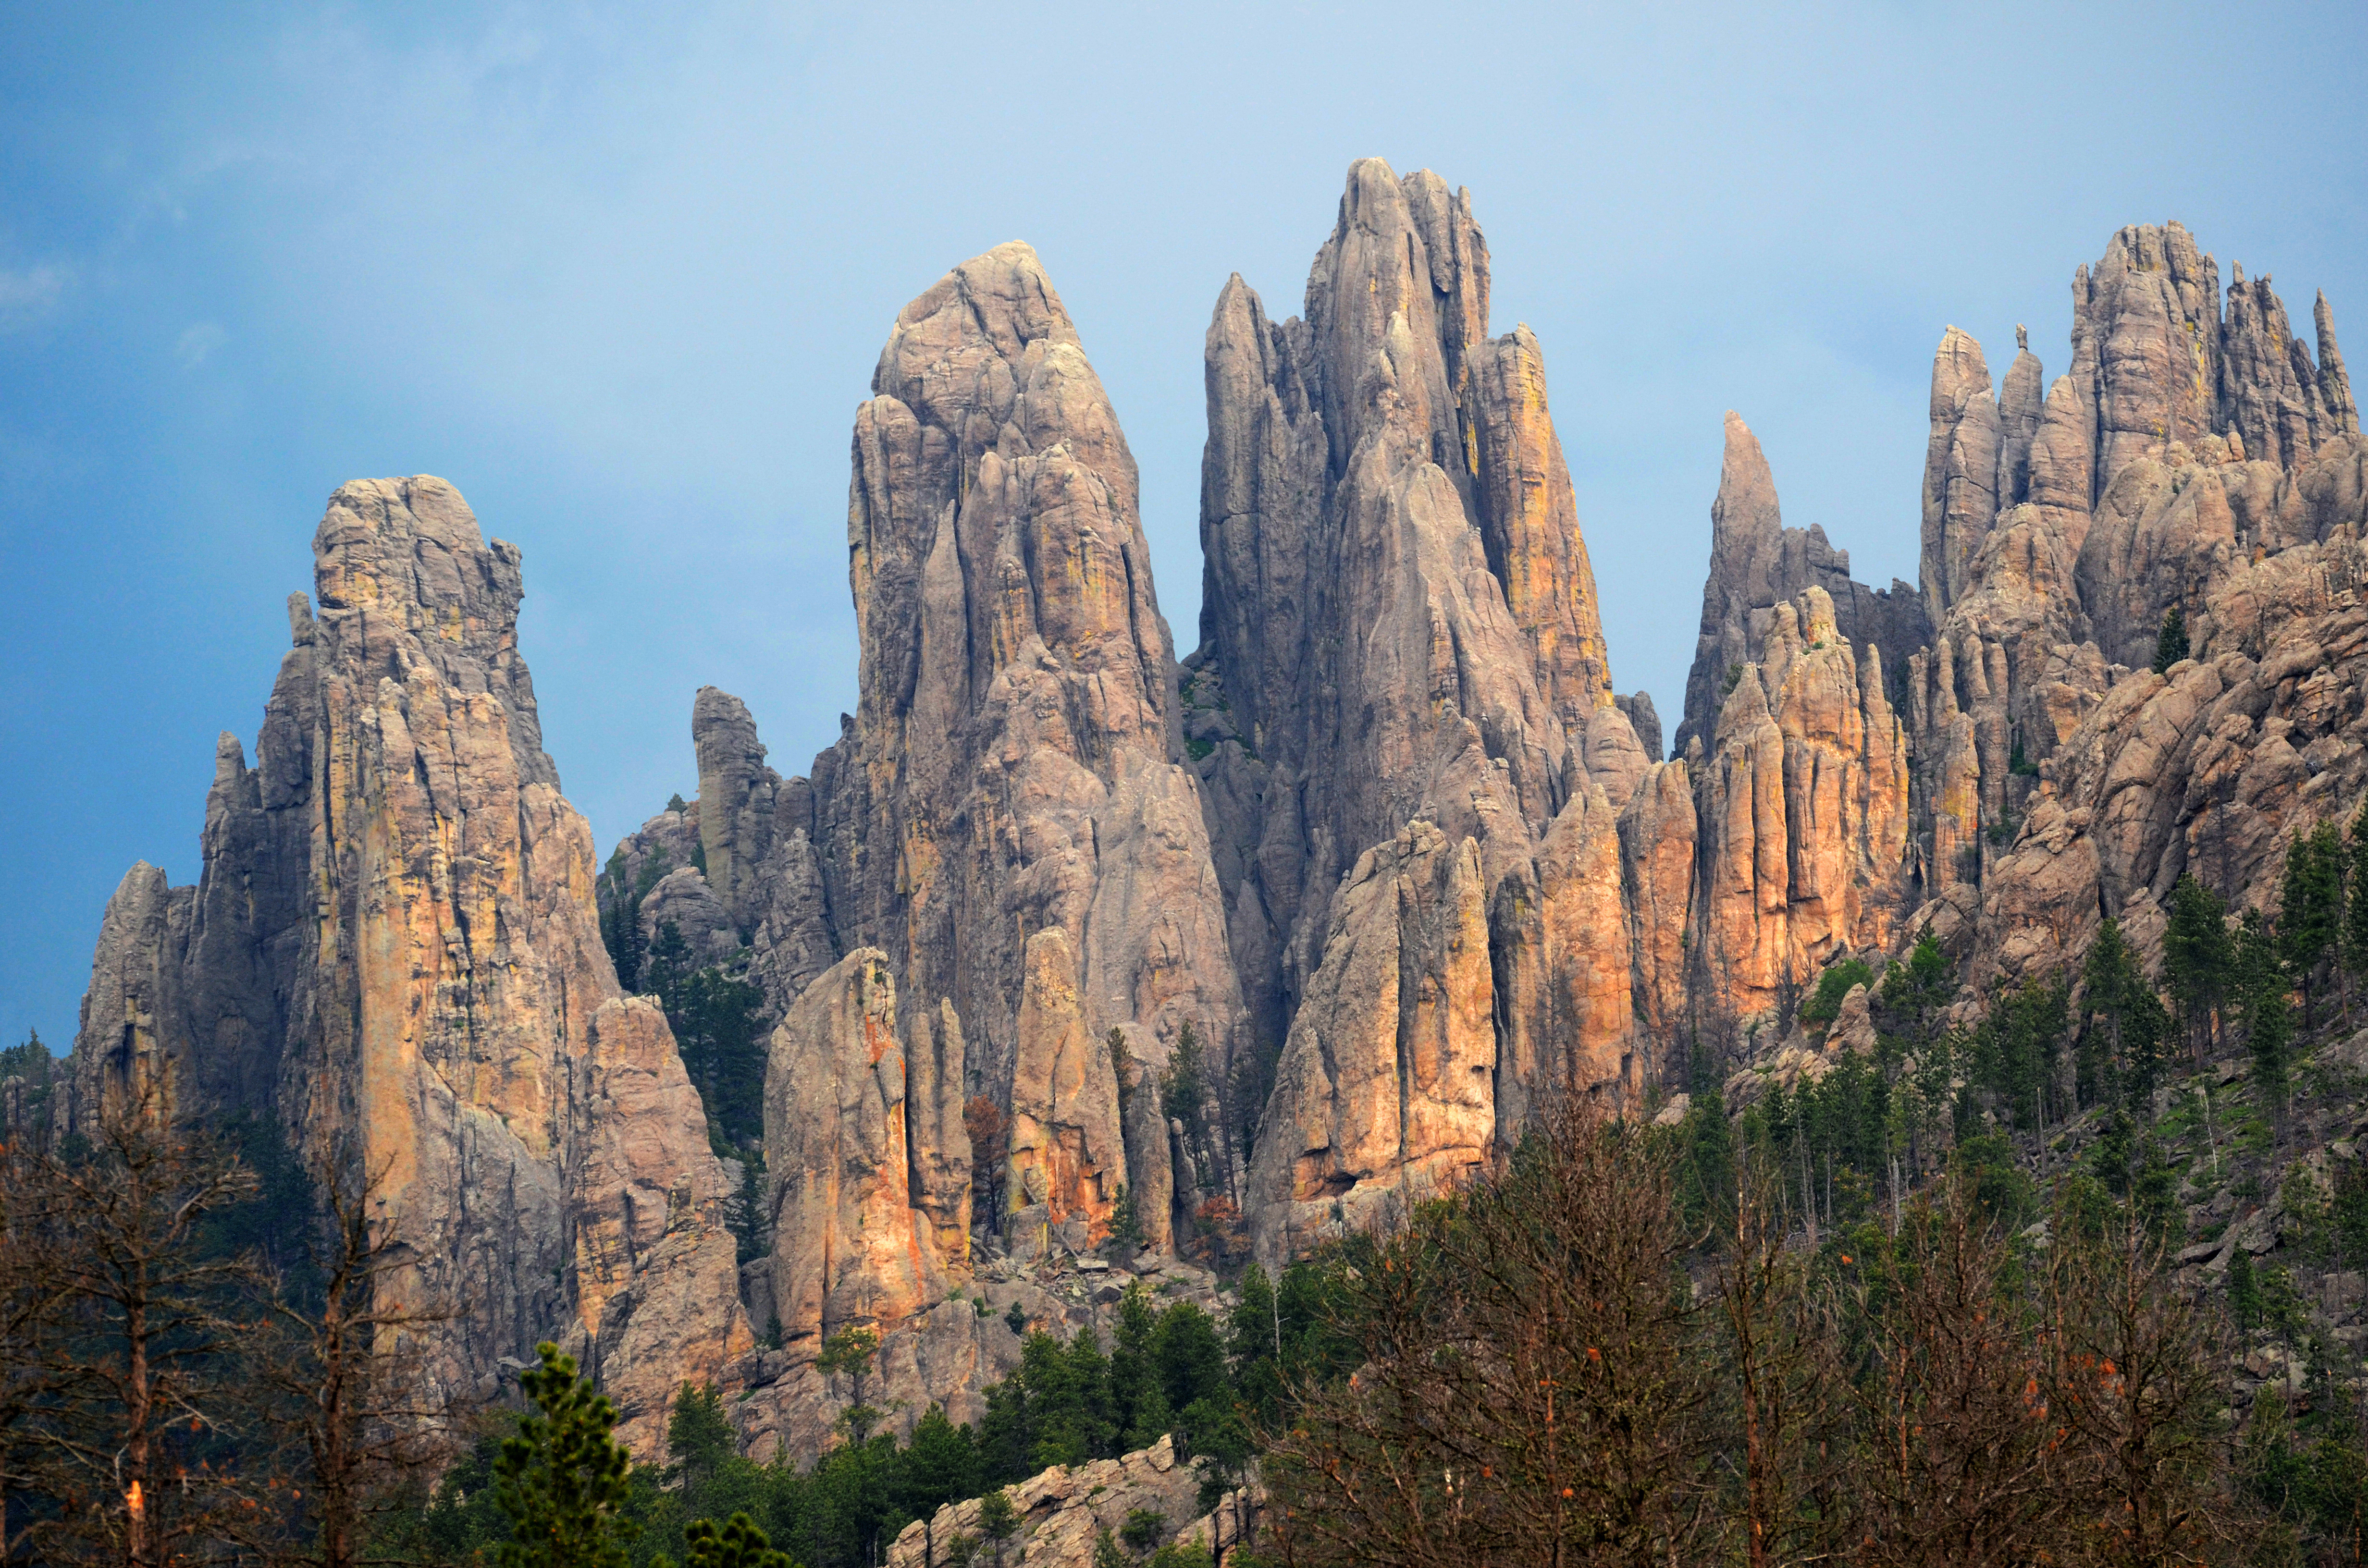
top-left (69, 478), bottom-right (748, 1456)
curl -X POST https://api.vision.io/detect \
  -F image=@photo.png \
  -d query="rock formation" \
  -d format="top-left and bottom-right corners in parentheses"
top-left (63, 166), bottom-right (2368, 1488)
top-left (67, 478), bottom-right (746, 1455)
top-left (764, 950), bottom-right (961, 1349)
top-left (1190, 159), bottom-right (1640, 1050)
top-left (1674, 413), bottom-right (1928, 761)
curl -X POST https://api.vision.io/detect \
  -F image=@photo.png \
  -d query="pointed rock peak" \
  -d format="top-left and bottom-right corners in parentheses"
top-left (2016, 324), bottom-right (2029, 352)
top-left (875, 241), bottom-right (1078, 395)
top-left (1714, 411), bottom-right (1782, 548)
top-left (2319, 291), bottom-right (2359, 433)
top-left (1931, 326), bottom-right (1993, 410)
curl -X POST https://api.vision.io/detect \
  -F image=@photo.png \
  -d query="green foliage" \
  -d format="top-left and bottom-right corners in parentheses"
top-left (732, 1154), bottom-right (767, 1267)
top-left (1672, 1070), bottom-right (1736, 1238)
top-left (681, 1512), bottom-right (795, 1568)
top-left (2228, 1246), bottom-right (2261, 1334)
top-left (1881, 926), bottom-right (1955, 1049)
top-left (2236, 907), bottom-right (2296, 1121)
top-left (2008, 734), bottom-right (2039, 777)
top-left (668, 1384), bottom-right (737, 1492)
top-left (2162, 872), bottom-right (2232, 1057)
top-left (1946, 1130), bottom-right (2034, 1225)
top-left (1159, 1024), bottom-right (1220, 1197)
top-left (0, 1029), bottom-right (55, 1114)
top-left (599, 846), bottom-right (678, 992)
top-left (495, 1343), bottom-right (639, 1568)
top-left (2153, 602), bottom-right (2190, 673)
top-left (1968, 973), bottom-right (2069, 1132)
top-left (1108, 1183), bottom-right (1143, 1254)
top-left (2080, 916), bottom-right (2171, 1112)
top-left (1120, 1508), bottom-right (1167, 1553)
top-left (643, 932), bottom-right (770, 1152)
top-left (2240, 1387), bottom-right (2368, 1562)
top-left (2279, 821), bottom-right (2345, 1029)
top-left (1797, 957), bottom-right (1874, 1028)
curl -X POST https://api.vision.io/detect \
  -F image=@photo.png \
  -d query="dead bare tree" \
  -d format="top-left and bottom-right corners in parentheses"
top-left (2039, 1201), bottom-right (2234, 1567)
top-left (1259, 1096), bottom-right (1716, 1568)
top-left (1715, 1159), bottom-right (1851, 1568)
top-left (0, 1088), bottom-right (266, 1568)
top-left (1843, 1179), bottom-right (2062, 1568)
top-left (243, 1149), bottom-right (461, 1568)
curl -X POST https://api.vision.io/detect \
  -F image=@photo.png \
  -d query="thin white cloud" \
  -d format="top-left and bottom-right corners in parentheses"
top-left (175, 321), bottom-right (227, 367)
top-left (0, 264), bottom-right (68, 331)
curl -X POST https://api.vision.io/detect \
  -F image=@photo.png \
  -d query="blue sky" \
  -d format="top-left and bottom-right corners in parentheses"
top-left (4, 1), bottom-right (2363, 1052)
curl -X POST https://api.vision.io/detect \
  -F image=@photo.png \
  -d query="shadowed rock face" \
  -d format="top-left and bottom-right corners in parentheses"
top-left (1191, 159), bottom-right (1637, 1052)
top-left (69, 478), bottom-right (746, 1457)
top-left (1673, 413), bottom-right (1928, 761)
top-left (67, 184), bottom-right (2368, 1482)
top-left (796, 243), bottom-right (1245, 1102)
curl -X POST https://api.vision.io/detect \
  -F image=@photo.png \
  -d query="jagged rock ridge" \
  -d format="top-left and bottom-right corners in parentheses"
top-left (67, 478), bottom-right (747, 1455)
top-left (62, 176), bottom-right (2368, 1487)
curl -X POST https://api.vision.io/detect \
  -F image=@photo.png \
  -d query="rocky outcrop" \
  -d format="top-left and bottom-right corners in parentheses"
top-left (764, 949), bottom-right (963, 1351)
top-left (800, 240), bottom-right (1244, 1109)
top-left (1674, 414), bottom-right (1927, 760)
top-left (1896, 224), bottom-right (2358, 952)
top-left (887, 1434), bottom-right (1251, 1568)
top-left (1246, 821), bottom-right (1496, 1264)
top-left (1192, 159), bottom-right (1629, 1048)
top-left (1687, 586), bottom-right (1911, 1023)
top-left (68, 478), bottom-right (744, 1456)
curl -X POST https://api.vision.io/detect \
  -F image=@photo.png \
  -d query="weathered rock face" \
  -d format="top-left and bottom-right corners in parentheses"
top-left (1245, 820), bottom-right (1496, 1264)
top-left (886, 1434), bottom-right (1251, 1568)
top-left (1005, 928), bottom-right (1126, 1236)
top-left (1892, 225), bottom-right (2358, 953)
top-left (764, 949), bottom-right (961, 1350)
top-left (797, 242), bottom-right (1245, 1101)
top-left (1674, 413), bottom-right (1927, 760)
top-left (69, 478), bottom-right (745, 1456)
top-left (1688, 587), bottom-right (1910, 1022)
top-left (715, 245), bottom-right (1246, 1391)
top-left (1192, 159), bottom-right (1628, 1049)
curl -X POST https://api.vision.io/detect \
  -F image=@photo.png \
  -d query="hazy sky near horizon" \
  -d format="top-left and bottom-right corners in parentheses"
top-left (4, 1), bottom-right (2364, 1051)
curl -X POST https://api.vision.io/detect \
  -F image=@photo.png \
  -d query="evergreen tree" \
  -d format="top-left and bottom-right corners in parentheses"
top-left (494, 1343), bottom-right (638, 1568)
top-left (2279, 822), bottom-right (2344, 1031)
top-left (2236, 908), bottom-right (2295, 1127)
top-left (894, 1405), bottom-right (982, 1523)
top-left (1881, 927), bottom-right (1955, 1049)
top-left (667, 1384), bottom-right (736, 1492)
top-left (2229, 1246), bottom-right (2262, 1335)
top-left (2345, 800), bottom-right (2368, 1000)
top-left (2161, 872), bottom-right (2232, 1060)
top-left (2082, 917), bottom-right (2170, 1111)
top-left (2152, 603), bottom-right (2189, 674)
top-left (681, 1513), bottom-right (794, 1568)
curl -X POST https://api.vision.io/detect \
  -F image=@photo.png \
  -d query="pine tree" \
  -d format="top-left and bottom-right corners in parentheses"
top-left (2345, 800), bottom-right (2368, 1000)
top-left (2082, 917), bottom-right (2168, 1110)
top-left (2278, 822), bottom-right (2343, 1031)
top-left (666, 1383), bottom-right (735, 1492)
top-left (2236, 908), bottom-right (2295, 1129)
top-left (493, 1343), bottom-right (638, 1568)
top-left (681, 1513), bottom-right (794, 1568)
top-left (2228, 1246), bottom-right (2261, 1334)
top-left (2162, 873), bottom-right (2232, 1061)
top-left (2152, 604), bottom-right (2189, 674)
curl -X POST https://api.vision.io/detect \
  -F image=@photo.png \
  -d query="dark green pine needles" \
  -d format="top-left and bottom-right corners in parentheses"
top-left (496, 1344), bottom-right (640, 1568)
